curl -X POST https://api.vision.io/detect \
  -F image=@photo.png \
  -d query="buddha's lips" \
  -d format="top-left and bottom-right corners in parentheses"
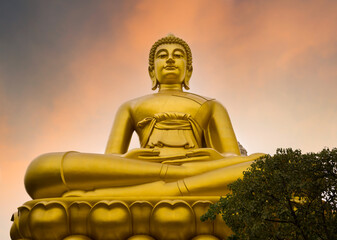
top-left (164, 66), bottom-right (177, 70)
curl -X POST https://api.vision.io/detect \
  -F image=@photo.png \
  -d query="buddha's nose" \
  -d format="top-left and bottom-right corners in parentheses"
top-left (166, 58), bottom-right (175, 64)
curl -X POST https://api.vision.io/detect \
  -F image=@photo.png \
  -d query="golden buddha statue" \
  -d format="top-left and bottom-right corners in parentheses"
top-left (10, 34), bottom-right (267, 240)
top-left (25, 34), bottom-right (264, 200)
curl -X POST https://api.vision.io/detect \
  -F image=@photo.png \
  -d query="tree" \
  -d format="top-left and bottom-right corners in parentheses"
top-left (201, 148), bottom-right (337, 240)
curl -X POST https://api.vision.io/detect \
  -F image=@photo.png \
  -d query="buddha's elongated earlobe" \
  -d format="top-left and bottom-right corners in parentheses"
top-left (183, 79), bottom-right (190, 90)
top-left (183, 66), bottom-right (193, 90)
top-left (152, 79), bottom-right (159, 90)
top-left (148, 66), bottom-right (159, 90)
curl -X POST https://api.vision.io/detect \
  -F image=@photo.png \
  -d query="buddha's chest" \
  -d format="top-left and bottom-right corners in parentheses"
top-left (131, 95), bottom-right (208, 123)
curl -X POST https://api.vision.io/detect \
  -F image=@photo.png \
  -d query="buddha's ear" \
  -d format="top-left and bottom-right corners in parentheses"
top-left (148, 66), bottom-right (158, 90)
top-left (183, 66), bottom-right (193, 90)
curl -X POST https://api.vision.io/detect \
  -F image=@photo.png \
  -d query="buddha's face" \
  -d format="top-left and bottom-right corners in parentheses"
top-left (152, 43), bottom-right (190, 86)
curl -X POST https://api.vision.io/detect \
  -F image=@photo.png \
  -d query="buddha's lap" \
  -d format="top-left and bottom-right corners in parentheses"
top-left (25, 149), bottom-right (264, 199)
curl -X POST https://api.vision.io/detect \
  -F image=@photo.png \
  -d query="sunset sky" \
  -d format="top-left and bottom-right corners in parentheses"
top-left (1, 0), bottom-right (336, 238)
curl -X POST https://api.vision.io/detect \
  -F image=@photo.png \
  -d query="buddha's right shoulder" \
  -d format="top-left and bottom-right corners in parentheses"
top-left (119, 93), bottom-right (157, 109)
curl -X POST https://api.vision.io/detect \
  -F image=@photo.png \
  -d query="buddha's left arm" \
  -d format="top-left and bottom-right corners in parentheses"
top-left (204, 100), bottom-right (241, 156)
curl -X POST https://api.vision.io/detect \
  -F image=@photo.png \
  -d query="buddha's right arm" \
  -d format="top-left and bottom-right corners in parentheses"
top-left (105, 102), bottom-right (134, 154)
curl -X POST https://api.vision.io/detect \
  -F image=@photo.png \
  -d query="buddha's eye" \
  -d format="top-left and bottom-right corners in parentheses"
top-left (157, 54), bottom-right (168, 59)
top-left (173, 54), bottom-right (183, 58)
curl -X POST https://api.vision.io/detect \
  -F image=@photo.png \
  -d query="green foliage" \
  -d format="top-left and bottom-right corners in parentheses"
top-left (201, 148), bottom-right (337, 240)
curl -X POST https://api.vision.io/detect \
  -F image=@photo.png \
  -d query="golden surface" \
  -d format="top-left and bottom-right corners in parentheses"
top-left (12, 34), bottom-right (265, 240)
top-left (11, 197), bottom-right (232, 240)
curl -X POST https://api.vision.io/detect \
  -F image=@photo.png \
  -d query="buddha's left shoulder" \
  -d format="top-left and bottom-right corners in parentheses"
top-left (173, 92), bottom-right (215, 105)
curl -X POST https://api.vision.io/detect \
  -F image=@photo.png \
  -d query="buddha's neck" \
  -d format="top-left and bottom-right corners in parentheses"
top-left (158, 84), bottom-right (183, 92)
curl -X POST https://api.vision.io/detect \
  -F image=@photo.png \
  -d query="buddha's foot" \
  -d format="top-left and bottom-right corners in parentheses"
top-left (63, 190), bottom-right (87, 197)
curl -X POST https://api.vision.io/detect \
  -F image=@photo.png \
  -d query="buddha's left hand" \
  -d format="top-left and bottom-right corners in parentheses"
top-left (122, 148), bottom-right (160, 160)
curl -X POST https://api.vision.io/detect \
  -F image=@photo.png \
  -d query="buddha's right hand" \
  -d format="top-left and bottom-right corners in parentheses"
top-left (185, 148), bottom-right (225, 160)
top-left (122, 148), bottom-right (160, 160)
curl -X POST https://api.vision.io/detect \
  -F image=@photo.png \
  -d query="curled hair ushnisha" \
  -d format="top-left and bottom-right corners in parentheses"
top-left (148, 34), bottom-right (193, 72)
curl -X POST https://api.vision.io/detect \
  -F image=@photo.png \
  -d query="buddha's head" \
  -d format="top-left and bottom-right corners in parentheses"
top-left (149, 34), bottom-right (193, 90)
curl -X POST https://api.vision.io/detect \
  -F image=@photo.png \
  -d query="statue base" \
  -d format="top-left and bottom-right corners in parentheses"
top-left (10, 196), bottom-right (232, 240)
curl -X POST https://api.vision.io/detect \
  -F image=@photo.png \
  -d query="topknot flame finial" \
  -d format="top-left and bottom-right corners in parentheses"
top-left (166, 33), bottom-right (176, 38)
